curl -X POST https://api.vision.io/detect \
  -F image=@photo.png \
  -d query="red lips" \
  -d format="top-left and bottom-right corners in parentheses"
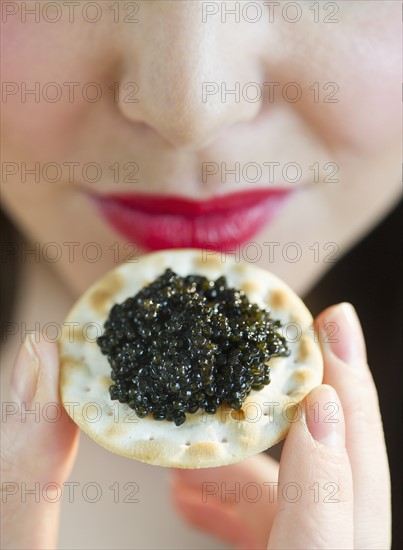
top-left (93, 188), bottom-right (293, 251)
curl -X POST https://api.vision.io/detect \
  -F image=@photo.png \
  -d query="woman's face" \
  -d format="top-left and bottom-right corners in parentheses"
top-left (2, 1), bottom-right (401, 296)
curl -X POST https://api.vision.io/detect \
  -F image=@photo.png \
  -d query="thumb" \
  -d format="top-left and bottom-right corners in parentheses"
top-left (268, 385), bottom-right (354, 550)
top-left (1, 334), bottom-right (79, 550)
top-left (171, 454), bottom-right (279, 550)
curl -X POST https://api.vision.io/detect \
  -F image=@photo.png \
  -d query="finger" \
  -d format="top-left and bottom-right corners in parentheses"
top-left (1, 334), bottom-right (79, 550)
top-left (170, 454), bottom-right (279, 550)
top-left (268, 384), bottom-right (354, 550)
top-left (317, 303), bottom-right (391, 549)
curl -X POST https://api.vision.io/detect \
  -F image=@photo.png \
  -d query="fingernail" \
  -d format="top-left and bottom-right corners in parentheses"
top-left (321, 302), bottom-right (366, 364)
top-left (11, 334), bottom-right (40, 405)
top-left (304, 385), bottom-right (345, 449)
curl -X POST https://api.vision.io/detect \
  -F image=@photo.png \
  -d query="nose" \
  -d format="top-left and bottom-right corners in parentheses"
top-left (117, 4), bottom-right (264, 149)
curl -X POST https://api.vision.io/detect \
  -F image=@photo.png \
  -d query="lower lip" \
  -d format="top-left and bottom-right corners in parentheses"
top-left (93, 190), bottom-right (293, 251)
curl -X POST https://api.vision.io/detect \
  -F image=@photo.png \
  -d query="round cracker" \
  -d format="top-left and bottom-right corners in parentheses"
top-left (59, 249), bottom-right (323, 468)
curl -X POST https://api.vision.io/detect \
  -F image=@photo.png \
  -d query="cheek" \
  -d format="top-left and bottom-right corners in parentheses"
top-left (309, 9), bottom-right (400, 153)
top-left (3, 98), bottom-right (81, 159)
top-left (1, 21), bottom-right (111, 159)
top-left (326, 47), bottom-right (400, 152)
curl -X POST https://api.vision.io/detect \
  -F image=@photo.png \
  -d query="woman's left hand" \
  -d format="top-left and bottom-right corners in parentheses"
top-left (170, 303), bottom-right (391, 549)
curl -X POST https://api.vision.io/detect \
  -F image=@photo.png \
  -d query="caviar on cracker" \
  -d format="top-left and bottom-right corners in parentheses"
top-left (97, 269), bottom-right (289, 426)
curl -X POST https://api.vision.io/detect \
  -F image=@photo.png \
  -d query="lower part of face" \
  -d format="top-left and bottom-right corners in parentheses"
top-left (2, 1), bottom-right (401, 296)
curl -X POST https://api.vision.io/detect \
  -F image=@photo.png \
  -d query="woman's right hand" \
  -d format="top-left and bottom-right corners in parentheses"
top-left (1, 335), bottom-right (79, 549)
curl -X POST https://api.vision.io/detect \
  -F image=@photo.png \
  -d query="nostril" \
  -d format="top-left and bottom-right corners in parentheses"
top-left (160, 116), bottom-right (218, 149)
top-left (116, 78), bottom-right (261, 150)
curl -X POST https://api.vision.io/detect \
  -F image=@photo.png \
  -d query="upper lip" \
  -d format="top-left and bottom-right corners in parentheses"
top-left (94, 188), bottom-right (292, 217)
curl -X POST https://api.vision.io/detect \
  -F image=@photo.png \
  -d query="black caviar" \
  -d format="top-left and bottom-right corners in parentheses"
top-left (97, 269), bottom-right (289, 426)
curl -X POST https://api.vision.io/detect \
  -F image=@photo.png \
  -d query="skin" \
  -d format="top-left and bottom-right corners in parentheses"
top-left (1, 304), bottom-right (391, 548)
top-left (1, 1), bottom-right (401, 296)
top-left (172, 304), bottom-right (391, 549)
top-left (0, 1), bottom-right (398, 548)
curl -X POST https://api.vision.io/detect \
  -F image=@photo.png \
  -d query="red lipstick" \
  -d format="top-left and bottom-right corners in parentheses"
top-left (93, 189), bottom-right (293, 251)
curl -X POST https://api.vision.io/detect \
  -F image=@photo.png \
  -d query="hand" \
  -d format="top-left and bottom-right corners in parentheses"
top-left (1, 335), bottom-right (79, 550)
top-left (171, 303), bottom-right (391, 549)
